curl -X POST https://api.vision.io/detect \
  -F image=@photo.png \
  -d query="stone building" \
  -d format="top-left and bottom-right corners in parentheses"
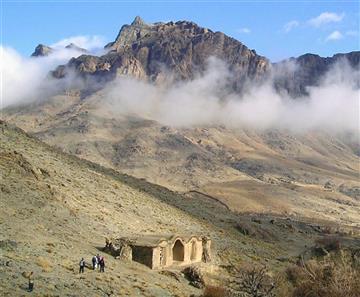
top-left (105, 234), bottom-right (211, 269)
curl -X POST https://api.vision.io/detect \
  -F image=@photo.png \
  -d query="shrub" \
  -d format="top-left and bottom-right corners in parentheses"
top-left (203, 285), bottom-right (228, 297)
top-left (61, 259), bottom-right (74, 272)
top-left (183, 265), bottom-right (205, 289)
top-left (230, 264), bottom-right (276, 297)
top-left (36, 256), bottom-right (53, 272)
top-left (315, 236), bottom-right (341, 252)
top-left (285, 251), bottom-right (360, 297)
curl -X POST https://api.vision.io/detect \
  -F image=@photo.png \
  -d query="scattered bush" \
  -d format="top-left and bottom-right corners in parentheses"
top-left (36, 256), bottom-right (52, 272)
top-left (183, 265), bottom-right (205, 289)
top-left (230, 264), bottom-right (276, 297)
top-left (202, 285), bottom-right (228, 297)
top-left (285, 251), bottom-right (360, 297)
top-left (315, 236), bottom-right (341, 252)
top-left (61, 259), bottom-right (74, 272)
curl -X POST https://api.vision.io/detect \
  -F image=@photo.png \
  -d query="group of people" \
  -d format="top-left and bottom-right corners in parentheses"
top-left (79, 254), bottom-right (105, 273)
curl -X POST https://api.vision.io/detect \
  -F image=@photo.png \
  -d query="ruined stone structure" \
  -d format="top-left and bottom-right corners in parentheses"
top-left (104, 235), bottom-right (211, 269)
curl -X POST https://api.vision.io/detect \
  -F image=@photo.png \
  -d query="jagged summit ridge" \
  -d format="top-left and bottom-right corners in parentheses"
top-left (131, 15), bottom-right (146, 26)
top-left (105, 16), bottom-right (213, 51)
top-left (105, 16), bottom-right (152, 49)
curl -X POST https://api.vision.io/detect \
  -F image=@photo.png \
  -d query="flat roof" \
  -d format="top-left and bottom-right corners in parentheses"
top-left (115, 234), bottom-right (205, 247)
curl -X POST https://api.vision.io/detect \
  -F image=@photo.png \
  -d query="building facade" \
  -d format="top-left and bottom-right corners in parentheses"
top-left (106, 234), bottom-right (211, 269)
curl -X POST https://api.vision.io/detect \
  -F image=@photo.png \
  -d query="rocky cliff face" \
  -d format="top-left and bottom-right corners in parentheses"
top-left (274, 51), bottom-right (360, 97)
top-left (52, 16), bottom-right (270, 91)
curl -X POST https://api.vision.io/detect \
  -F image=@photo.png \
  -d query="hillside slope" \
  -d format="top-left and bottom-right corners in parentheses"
top-left (2, 120), bottom-right (358, 296)
top-left (0, 120), bottom-right (210, 296)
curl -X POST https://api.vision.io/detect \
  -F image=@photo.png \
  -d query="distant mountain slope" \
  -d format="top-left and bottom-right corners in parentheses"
top-left (274, 51), bottom-right (360, 96)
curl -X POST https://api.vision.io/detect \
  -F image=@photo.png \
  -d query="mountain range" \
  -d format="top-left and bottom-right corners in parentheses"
top-left (33, 16), bottom-right (359, 97)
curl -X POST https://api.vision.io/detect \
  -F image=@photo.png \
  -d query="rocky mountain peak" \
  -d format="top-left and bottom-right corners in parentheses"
top-left (105, 16), bottom-right (152, 49)
top-left (31, 44), bottom-right (53, 57)
top-left (131, 16), bottom-right (146, 26)
top-left (65, 43), bottom-right (87, 52)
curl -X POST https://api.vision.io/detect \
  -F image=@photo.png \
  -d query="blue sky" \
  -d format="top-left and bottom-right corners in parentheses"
top-left (1, 0), bottom-right (359, 61)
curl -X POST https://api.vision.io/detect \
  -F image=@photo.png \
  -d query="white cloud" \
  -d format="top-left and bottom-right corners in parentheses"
top-left (326, 30), bottom-right (344, 41)
top-left (51, 35), bottom-right (106, 51)
top-left (100, 58), bottom-right (359, 133)
top-left (1, 46), bottom-right (44, 108)
top-left (237, 27), bottom-right (251, 34)
top-left (308, 12), bottom-right (344, 27)
top-left (0, 45), bottom-right (86, 108)
top-left (0, 35), bottom-right (108, 108)
top-left (283, 20), bottom-right (299, 33)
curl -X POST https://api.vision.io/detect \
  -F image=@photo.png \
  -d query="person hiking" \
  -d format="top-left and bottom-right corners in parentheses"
top-left (28, 272), bottom-right (34, 292)
top-left (96, 254), bottom-right (101, 270)
top-left (99, 256), bottom-right (105, 273)
top-left (28, 278), bottom-right (34, 292)
top-left (79, 258), bottom-right (85, 273)
top-left (92, 255), bottom-right (98, 270)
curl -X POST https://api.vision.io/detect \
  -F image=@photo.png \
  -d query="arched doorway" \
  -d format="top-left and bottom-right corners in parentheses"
top-left (172, 239), bottom-right (184, 262)
top-left (190, 241), bottom-right (197, 261)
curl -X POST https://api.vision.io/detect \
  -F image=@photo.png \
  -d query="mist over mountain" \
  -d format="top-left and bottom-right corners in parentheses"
top-left (2, 17), bottom-right (359, 134)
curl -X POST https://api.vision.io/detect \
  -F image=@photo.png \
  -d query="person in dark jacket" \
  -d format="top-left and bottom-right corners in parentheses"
top-left (28, 272), bottom-right (34, 292)
top-left (28, 278), bottom-right (34, 292)
top-left (99, 256), bottom-right (105, 272)
top-left (79, 258), bottom-right (85, 273)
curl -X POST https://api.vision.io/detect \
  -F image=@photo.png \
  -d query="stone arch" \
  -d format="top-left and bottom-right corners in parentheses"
top-left (190, 240), bottom-right (197, 261)
top-left (172, 239), bottom-right (184, 262)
